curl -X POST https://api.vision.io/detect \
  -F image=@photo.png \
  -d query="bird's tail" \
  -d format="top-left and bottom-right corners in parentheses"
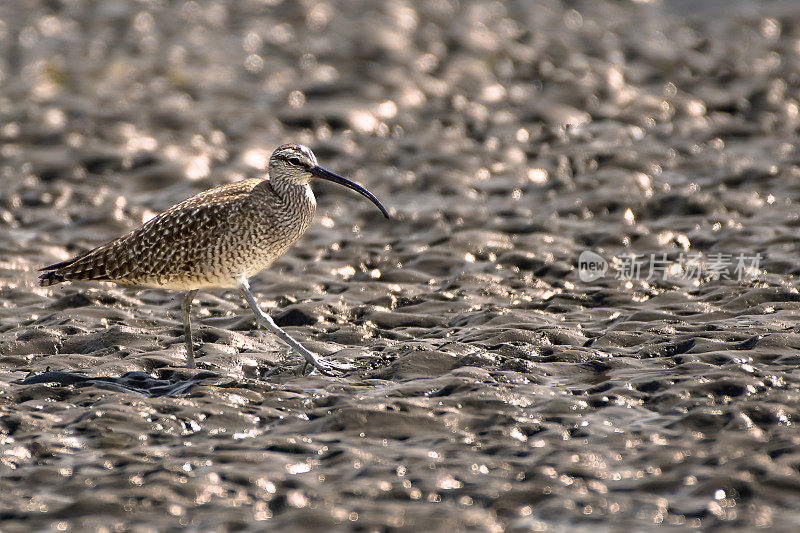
top-left (38, 248), bottom-right (112, 286)
top-left (39, 269), bottom-right (69, 286)
top-left (38, 256), bottom-right (82, 286)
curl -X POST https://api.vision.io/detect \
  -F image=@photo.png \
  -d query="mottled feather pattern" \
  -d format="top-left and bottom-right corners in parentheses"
top-left (38, 142), bottom-right (388, 374)
top-left (39, 177), bottom-right (315, 290)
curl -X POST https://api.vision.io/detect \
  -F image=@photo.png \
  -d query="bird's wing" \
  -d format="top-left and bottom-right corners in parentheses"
top-left (39, 178), bottom-right (266, 285)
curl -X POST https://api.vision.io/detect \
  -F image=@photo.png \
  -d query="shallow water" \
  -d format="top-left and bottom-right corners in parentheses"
top-left (2, 0), bottom-right (800, 530)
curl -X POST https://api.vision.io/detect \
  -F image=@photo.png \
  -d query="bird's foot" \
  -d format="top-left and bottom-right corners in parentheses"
top-left (259, 350), bottom-right (352, 377)
top-left (299, 354), bottom-right (353, 376)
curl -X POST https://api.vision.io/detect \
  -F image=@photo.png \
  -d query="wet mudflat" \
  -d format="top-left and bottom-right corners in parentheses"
top-left (2, 0), bottom-right (800, 530)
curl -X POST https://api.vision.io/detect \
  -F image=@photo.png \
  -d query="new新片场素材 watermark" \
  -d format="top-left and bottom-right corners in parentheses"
top-left (578, 250), bottom-right (762, 283)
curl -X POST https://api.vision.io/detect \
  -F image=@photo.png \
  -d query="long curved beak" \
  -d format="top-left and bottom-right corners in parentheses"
top-left (311, 166), bottom-right (390, 219)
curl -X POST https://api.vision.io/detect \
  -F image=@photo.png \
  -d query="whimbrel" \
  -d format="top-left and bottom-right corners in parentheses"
top-left (39, 144), bottom-right (390, 375)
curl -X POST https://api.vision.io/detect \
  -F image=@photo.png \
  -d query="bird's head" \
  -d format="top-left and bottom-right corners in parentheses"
top-left (269, 143), bottom-right (319, 183)
top-left (268, 143), bottom-right (390, 219)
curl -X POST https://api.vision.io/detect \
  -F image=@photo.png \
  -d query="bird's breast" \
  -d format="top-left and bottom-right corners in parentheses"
top-left (235, 183), bottom-right (316, 276)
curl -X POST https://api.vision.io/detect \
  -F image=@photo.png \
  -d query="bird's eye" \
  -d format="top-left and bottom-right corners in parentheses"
top-left (287, 157), bottom-right (303, 166)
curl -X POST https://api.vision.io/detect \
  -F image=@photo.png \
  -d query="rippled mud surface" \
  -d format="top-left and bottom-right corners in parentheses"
top-left (3, 0), bottom-right (800, 530)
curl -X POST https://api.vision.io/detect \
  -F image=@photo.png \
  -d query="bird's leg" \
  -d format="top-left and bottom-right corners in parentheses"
top-left (181, 289), bottom-right (199, 369)
top-left (238, 279), bottom-right (345, 376)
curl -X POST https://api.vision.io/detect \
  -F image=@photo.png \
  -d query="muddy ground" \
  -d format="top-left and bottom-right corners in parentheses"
top-left (2, 0), bottom-right (800, 531)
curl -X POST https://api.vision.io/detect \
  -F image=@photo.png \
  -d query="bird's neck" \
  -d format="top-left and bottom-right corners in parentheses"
top-left (262, 177), bottom-right (316, 216)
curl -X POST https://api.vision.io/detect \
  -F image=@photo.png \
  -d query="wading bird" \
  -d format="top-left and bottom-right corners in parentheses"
top-left (39, 144), bottom-right (390, 375)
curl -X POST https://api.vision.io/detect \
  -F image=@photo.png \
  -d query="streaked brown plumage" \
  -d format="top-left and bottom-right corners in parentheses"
top-left (39, 143), bottom-right (390, 373)
top-left (40, 177), bottom-right (310, 290)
